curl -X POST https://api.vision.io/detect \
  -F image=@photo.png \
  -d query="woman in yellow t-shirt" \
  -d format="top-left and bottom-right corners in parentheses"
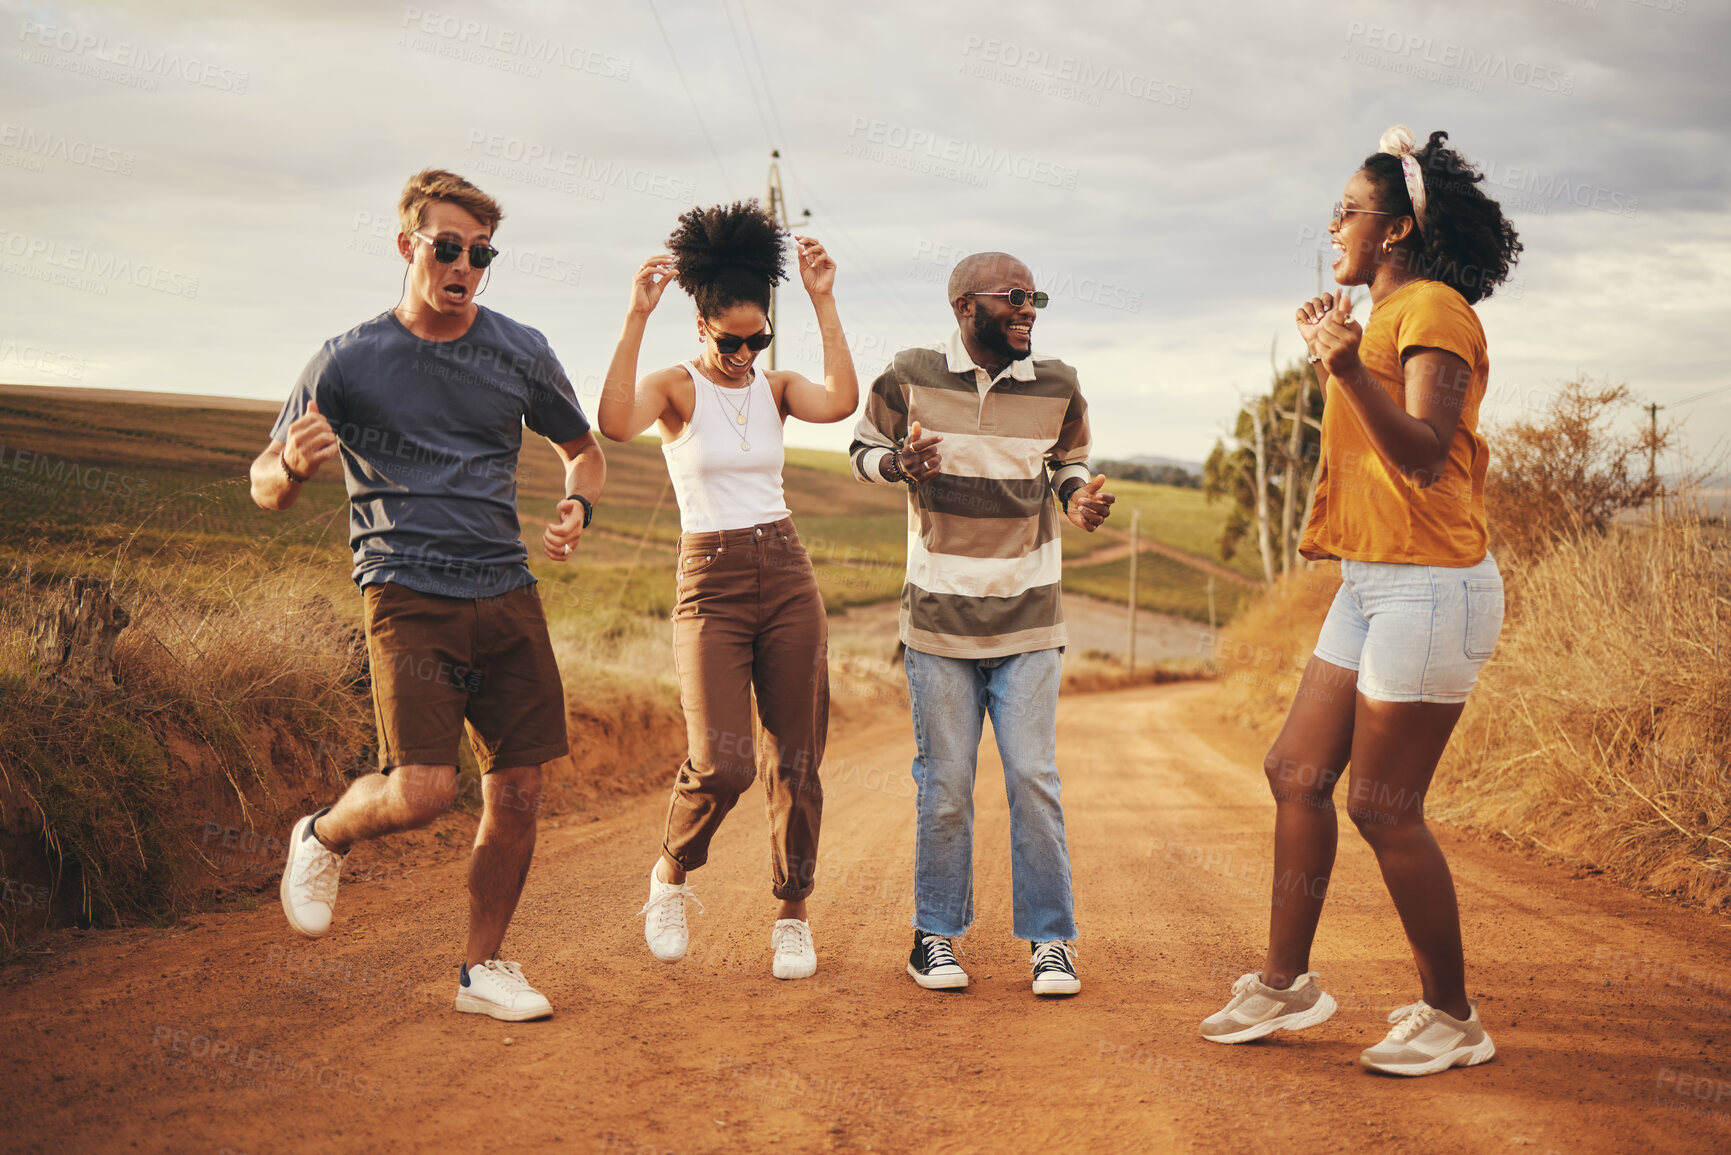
top-left (1201, 127), bottom-right (1523, 1077)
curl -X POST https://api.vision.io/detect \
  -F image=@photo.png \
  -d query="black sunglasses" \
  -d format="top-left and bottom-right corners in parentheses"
top-left (414, 231), bottom-right (499, 269)
top-left (706, 322), bottom-right (774, 355)
top-left (967, 288), bottom-right (1049, 309)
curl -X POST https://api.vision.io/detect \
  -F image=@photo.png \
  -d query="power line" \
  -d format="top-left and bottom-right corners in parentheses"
top-left (644, 0), bottom-right (734, 196)
top-left (730, 4), bottom-right (928, 331)
top-left (1670, 382), bottom-right (1731, 408)
top-left (737, 1), bottom-right (790, 148)
top-left (720, 0), bottom-right (777, 152)
top-left (780, 156), bottom-right (930, 331)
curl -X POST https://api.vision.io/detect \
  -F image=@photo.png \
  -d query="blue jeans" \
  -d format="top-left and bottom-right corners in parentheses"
top-left (904, 646), bottom-right (1077, 943)
top-left (1313, 554), bottom-right (1505, 704)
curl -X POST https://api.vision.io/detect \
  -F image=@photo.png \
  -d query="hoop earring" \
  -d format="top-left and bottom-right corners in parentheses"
top-left (1381, 240), bottom-right (1392, 254)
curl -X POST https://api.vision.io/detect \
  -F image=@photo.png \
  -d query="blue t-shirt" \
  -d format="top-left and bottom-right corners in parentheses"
top-left (270, 307), bottom-right (591, 599)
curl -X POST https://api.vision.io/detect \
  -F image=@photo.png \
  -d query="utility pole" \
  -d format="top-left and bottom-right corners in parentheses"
top-left (1647, 401), bottom-right (1661, 520)
top-left (1127, 509), bottom-right (1140, 675)
top-left (764, 150), bottom-right (809, 373)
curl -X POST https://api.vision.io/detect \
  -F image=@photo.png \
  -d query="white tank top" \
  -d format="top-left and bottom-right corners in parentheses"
top-left (661, 361), bottom-right (791, 533)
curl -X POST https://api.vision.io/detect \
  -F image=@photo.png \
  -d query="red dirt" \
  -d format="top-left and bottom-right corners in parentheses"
top-left (3, 682), bottom-right (1729, 1153)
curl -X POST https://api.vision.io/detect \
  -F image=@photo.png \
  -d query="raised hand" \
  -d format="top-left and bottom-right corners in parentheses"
top-left (1065, 473), bottom-right (1115, 532)
top-left (283, 398), bottom-right (339, 480)
top-left (1295, 292), bottom-right (1340, 352)
top-left (890, 419), bottom-right (944, 483)
top-left (629, 254), bottom-right (677, 318)
top-left (793, 235), bottom-right (835, 298)
top-left (1312, 289), bottom-right (1363, 377)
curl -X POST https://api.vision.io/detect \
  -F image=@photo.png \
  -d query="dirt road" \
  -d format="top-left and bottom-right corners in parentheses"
top-left (4, 682), bottom-right (1730, 1153)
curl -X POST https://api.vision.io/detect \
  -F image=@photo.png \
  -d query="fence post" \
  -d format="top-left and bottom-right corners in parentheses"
top-left (1127, 509), bottom-right (1140, 675)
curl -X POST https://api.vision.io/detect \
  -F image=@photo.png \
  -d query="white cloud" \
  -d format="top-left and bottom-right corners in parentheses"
top-left (1, 0), bottom-right (1725, 473)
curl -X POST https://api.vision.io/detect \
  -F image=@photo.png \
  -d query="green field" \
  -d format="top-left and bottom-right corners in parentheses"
top-left (0, 386), bottom-right (1253, 624)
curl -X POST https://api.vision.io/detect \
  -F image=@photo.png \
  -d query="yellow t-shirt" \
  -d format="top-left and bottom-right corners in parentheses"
top-left (1299, 279), bottom-right (1490, 567)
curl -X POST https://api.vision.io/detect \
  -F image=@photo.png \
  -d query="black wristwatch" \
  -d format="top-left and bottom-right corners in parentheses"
top-left (567, 494), bottom-right (594, 528)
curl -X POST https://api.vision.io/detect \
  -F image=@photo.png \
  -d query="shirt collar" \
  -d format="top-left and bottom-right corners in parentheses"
top-left (944, 328), bottom-right (1038, 383)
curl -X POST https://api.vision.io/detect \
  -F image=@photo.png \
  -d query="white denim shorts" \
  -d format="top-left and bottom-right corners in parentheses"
top-left (1313, 554), bottom-right (1505, 704)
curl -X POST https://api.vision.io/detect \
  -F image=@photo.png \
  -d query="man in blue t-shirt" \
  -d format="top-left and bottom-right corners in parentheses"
top-left (250, 169), bottom-right (605, 1022)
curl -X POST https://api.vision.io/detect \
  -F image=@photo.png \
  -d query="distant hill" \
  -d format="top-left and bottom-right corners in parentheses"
top-left (1096, 455), bottom-right (1202, 489)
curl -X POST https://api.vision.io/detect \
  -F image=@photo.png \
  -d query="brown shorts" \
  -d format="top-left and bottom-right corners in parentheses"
top-left (361, 580), bottom-right (568, 773)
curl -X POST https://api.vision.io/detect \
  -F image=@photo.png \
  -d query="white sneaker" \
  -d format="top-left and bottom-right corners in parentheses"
top-left (1359, 999), bottom-right (1495, 1076)
top-left (1030, 940), bottom-right (1082, 996)
top-left (639, 863), bottom-right (702, 962)
top-left (771, 919), bottom-right (817, 980)
top-left (279, 810), bottom-right (345, 938)
top-left (1201, 971), bottom-right (1337, 1043)
top-left (454, 959), bottom-right (553, 1021)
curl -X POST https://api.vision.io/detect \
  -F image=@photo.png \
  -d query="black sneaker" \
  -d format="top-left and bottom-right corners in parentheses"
top-left (907, 930), bottom-right (968, 990)
top-left (1030, 940), bottom-right (1081, 996)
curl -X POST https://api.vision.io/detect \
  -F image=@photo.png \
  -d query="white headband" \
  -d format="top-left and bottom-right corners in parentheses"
top-left (1378, 125), bottom-right (1426, 235)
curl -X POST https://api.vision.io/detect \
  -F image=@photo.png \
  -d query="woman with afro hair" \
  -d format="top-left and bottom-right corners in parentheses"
top-left (598, 200), bottom-right (858, 980)
top-left (1200, 127), bottom-right (1522, 1076)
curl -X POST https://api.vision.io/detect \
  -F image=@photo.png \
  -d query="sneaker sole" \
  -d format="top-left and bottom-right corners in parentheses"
top-left (1032, 977), bottom-right (1081, 996)
top-left (279, 815), bottom-right (331, 939)
top-left (773, 959), bottom-right (818, 980)
top-left (647, 941), bottom-right (687, 963)
top-left (452, 992), bottom-right (553, 1022)
top-left (1359, 1036), bottom-right (1496, 1076)
top-left (1202, 991), bottom-right (1338, 1044)
top-left (907, 964), bottom-right (968, 990)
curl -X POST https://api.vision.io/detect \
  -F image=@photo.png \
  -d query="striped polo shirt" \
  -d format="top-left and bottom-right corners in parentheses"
top-left (849, 329), bottom-right (1092, 659)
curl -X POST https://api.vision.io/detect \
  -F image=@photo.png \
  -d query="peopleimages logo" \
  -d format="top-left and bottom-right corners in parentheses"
top-left (400, 8), bottom-right (631, 79)
top-left (15, 20), bottom-right (250, 93)
top-left (465, 130), bottom-right (696, 203)
top-left (845, 117), bottom-right (1080, 190)
top-left (959, 36), bottom-right (1192, 109)
top-left (1342, 22), bottom-right (1576, 95)
top-left (0, 121), bottom-right (134, 174)
top-left (0, 228), bottom-right (200, 298)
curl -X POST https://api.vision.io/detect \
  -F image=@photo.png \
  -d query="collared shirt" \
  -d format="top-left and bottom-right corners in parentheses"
top-left (849, 329), bottom-right (1092, 659)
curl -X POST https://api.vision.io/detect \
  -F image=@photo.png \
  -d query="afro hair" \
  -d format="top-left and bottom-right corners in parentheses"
top-left (665, 199), bottom-right (788, 317)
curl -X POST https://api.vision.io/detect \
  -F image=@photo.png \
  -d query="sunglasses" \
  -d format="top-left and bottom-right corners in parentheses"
top-left (413, 231), bottom-right (499, 269)
top-left (705, 323), bottom-right (774, 355)
top-left (966, 288), bottom-right (1049, 309)
top-left (1330, 202), bottom-right (1399, 229)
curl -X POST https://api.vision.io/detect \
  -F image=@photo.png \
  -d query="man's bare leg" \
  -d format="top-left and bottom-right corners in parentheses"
top-left (466, 764), bottom-right (543, 968)
top-left (313, 763), bottom-right (459, 853)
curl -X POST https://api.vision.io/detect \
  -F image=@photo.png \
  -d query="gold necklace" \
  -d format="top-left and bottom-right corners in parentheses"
top-left (696, 360), bottom-right (754, 453)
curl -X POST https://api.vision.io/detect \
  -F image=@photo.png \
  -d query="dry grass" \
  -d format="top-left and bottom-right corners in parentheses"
top-left (1207, 563), bottom-right (1340, 735)
top-left (1207, 512), bottom-right (1731, 912)
top-left (1435, 512), bottom-right (1731, 910)
top-left (0, 557), bottom-right (371, 955)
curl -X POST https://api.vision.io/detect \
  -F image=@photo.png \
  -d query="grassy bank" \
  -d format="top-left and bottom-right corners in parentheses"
top-left (0, 384), bottom-right (1250, 956)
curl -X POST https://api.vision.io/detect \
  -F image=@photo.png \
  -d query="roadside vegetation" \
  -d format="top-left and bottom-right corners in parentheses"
top-left (1208, 379), bottom-right (1729, 911)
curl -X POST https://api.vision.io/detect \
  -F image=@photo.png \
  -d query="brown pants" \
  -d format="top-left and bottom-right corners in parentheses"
top-left (663, 518), bottom-right (827, 900)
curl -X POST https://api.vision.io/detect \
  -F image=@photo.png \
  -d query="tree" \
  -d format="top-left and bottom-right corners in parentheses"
top-left (1485, 378), bottom-right (1671, 564)
top-left (1203, 351), bottom-right (1325, 584)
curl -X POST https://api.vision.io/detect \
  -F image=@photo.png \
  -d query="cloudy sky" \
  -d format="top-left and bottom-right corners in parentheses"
top-left (3, 0), bottom-right (1727, 469)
